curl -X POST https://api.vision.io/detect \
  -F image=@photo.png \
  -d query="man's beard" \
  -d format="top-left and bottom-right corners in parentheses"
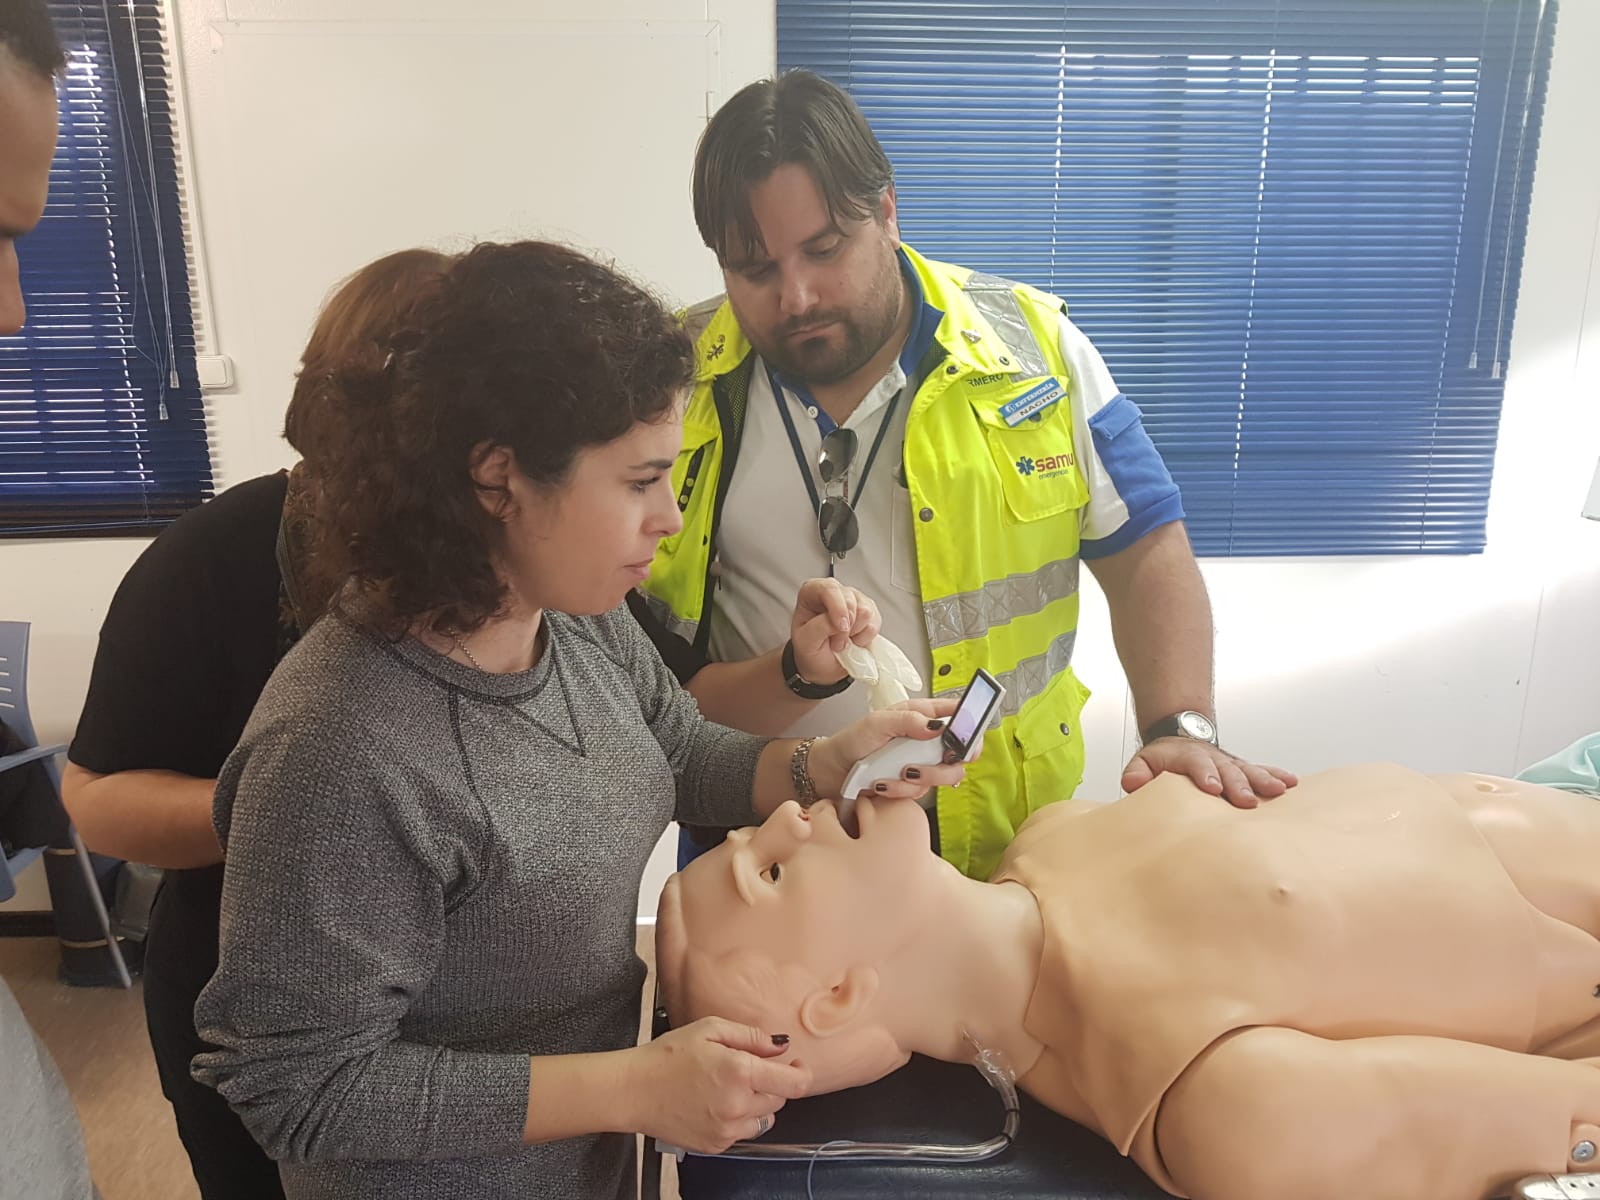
top-left (744, 257), bottom-right (904, 387)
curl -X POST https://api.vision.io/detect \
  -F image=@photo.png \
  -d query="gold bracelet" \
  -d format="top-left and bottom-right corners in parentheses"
top-left (790, 737), bottom-right (821, 809)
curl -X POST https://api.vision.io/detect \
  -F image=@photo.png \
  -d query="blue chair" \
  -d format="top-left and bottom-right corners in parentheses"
top-left (0, 620), bottom-right (131, 988)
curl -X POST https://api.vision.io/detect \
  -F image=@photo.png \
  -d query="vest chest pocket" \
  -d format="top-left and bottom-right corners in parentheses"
top-left (969, 387), bottom-right (1089, 524)
top-left (1013, 667), bottom-right (1092, 814)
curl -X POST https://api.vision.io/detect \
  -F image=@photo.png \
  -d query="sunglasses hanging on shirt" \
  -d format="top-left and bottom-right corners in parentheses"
top-left (771, 365), bottom-right (906, 568)
top-left (816, 427), bottom-right (861, 558)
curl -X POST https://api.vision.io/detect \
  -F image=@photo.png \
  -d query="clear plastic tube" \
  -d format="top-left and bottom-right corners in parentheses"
top-left (667, 1031), bottom-right (1021, 1165)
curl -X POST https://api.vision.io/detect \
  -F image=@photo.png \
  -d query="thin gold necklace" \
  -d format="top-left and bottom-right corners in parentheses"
top-left (451, 623), bottom-right (544, 673)
top-left (451, 633), bottom-right (485, 672)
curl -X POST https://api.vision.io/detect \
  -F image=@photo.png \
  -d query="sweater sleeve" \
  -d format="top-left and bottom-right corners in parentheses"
top-left (191, 713), bottom-right (530, 1164)
top-left (600, 607), bottom-right (766, 828)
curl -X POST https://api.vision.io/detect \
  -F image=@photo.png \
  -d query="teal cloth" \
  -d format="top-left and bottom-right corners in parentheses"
top-left (1516, 732), bottom-right (1600, 796)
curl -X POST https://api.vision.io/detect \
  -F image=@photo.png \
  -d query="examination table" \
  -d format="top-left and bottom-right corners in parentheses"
top-left (648, 1049), bottom-right (1170, 1200)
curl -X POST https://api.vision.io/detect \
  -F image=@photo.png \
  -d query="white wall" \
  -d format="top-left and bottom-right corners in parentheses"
top-left (3, 0), bottom-right (1596, 916)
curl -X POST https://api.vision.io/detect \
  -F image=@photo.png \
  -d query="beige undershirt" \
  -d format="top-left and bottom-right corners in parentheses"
top-left (707, 358), bottom-right (934, 737)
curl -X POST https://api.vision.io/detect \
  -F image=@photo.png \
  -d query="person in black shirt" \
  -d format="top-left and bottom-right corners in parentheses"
top-left (61, 247), bottom-right (453, 1200)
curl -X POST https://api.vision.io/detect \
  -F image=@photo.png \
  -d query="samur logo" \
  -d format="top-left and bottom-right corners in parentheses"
top-left (1016, 450), bottom-right (1075, 480)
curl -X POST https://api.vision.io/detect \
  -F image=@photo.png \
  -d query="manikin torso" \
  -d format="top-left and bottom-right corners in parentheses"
top-left (993, 765), bottom-right (1600, 1192)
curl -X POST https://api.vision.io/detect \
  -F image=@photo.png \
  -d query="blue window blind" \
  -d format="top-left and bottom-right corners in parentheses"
top-left (779, 0), bottom-right (1557, 555)
top-left (0, 1), bottom-right (210, 538)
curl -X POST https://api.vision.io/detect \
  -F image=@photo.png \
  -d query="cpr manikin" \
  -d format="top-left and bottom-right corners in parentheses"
top-left (655, 766), bottom-right (1600, 1200)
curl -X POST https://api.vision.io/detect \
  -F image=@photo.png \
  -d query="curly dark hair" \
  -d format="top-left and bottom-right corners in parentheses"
top-left (283, 247), bottom-right (455, 457)
top-left (293, 240), bottom-right (695, 638)
top-left (279, 247), bottom-right (455, 627)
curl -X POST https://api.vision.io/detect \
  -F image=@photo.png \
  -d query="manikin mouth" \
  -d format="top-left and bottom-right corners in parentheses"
top-left (808, 799), bottom-right (857, 840)
top-left (825, 797), bottom-right (867, 841)
top-left (850, 797), bottom-right (872, 839)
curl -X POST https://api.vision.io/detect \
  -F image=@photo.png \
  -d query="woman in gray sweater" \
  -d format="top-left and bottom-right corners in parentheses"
top-left (190, 241), bottom-right (964, 1200)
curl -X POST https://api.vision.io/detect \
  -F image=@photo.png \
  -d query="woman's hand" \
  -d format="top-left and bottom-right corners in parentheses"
top-left (624, 1018), bottom-right (812, 1153)
top-left (789, 578), bottom-right (881, 685)
top-left (808, 696), bottom-right (965, 802)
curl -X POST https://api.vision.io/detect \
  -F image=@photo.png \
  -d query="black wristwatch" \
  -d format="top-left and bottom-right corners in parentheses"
top-left (1140, 710), bottom-right (1218, 746)
top-left (781, 639), bottom-right (854, 700)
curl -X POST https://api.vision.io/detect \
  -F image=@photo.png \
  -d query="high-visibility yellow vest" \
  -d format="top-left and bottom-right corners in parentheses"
top-left (642, 245), bottom-right (1093, 881)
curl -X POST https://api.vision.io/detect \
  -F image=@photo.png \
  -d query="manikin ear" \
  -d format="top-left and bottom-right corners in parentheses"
top-left (798, 965), bottom-right (880, 1038)
top-left (467, 442), bottom-right (518, 521)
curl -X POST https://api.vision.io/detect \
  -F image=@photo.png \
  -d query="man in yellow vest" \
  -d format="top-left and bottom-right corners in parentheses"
top-left (637, 70), bottom-right (1295, 880)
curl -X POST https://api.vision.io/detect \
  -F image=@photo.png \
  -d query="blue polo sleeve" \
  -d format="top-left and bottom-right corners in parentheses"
top-left (1057, 315), bottom-right (1185, 559)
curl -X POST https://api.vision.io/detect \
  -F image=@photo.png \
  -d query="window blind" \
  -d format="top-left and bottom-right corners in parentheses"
top-left (1, 1), bottom-right (210, 537)
top-left (779, 0), bottom-right (1557, 555)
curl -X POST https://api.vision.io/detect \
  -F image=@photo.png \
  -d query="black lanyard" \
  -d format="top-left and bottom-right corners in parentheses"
top-left (768, 362), bottom-right (904, 520)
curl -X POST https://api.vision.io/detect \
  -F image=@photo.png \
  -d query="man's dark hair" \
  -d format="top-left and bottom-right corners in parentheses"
top-left (692, 70), bottom-right (894, 266)
top-left (0, 0), bottom-right (67, 81)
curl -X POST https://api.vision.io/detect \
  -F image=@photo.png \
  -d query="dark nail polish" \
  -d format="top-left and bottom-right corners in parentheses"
top-left (874, 782), bottom-right (888, 792)
top-left (927, 719), bottom-right (943, 730)
top-left (904, 767), bottom-right (921, 780)
top-left (771, 1034), bottom-right (790, 1046)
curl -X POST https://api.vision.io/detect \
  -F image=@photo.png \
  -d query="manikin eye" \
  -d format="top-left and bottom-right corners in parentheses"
top-left (764, 863), bottom-right (782, 885)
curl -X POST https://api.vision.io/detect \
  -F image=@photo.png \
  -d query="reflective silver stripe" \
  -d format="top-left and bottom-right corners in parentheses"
top-left (963, 273), bottom-right (1050, 377)
top-left (934, 629), bottom-right (1077, 722)
top-left (639, 589), bottom-right (700, 645)
top-left (922, 557), bottom-right (1080, 651)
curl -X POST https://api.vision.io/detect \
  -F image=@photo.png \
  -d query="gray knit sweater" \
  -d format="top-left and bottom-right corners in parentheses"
top-left (192, 605), bottom-right (765, 1199)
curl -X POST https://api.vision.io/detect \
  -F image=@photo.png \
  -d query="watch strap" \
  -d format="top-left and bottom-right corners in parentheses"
top-left (1140, 710), bottom-right (1218, 746)
top-left (781, 639), bottom-right (854, 700)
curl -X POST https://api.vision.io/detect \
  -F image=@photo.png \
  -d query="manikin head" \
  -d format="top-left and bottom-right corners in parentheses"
top-left (657, 798), bottom-right (953, 1094)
